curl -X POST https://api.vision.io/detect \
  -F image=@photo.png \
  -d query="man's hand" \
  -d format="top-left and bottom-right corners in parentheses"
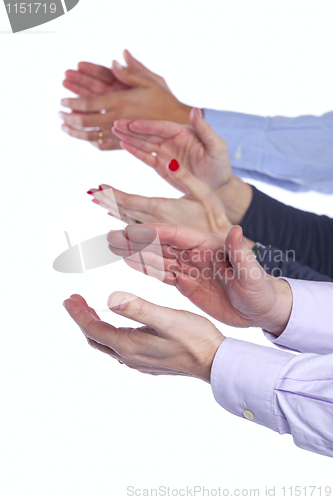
top-left (60, 50), bottom-right (192, 151)
top-left (63, 293), bottom-right (225, 383)
top-left (107, 224), bottom-right (293, 335)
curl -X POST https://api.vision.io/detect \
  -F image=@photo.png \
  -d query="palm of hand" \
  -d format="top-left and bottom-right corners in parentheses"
top-left (162, 193), bottom-right (230, 236)
top-left (152, 127), bottom-right (230, 192)
top-left (174, 257), bottom-right (275, 329)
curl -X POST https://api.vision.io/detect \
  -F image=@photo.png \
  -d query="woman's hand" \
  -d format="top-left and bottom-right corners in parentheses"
top-left (107, 225), bottom-right (292, 336)
top-left (63, 293), bottom-right (225, 384)
top-left (112, 108), bottom-right (232, 192)
top-left (88, 159), bottom-right (236, 239)
top-left (60, 50), bottom-right (192, 151)
top-left (111, 110), bottom-right (253, 224)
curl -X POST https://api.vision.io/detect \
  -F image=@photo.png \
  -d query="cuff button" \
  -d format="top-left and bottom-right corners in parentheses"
top-left (243, 409), bottom-right (255, 420)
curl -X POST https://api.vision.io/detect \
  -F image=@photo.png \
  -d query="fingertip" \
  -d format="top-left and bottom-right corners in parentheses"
top-left (108, 292), bottom-right (128, 311)
top-left (112, 60), bottom-right (123, 72)
top-left (190, 107), bottom-right (202, 122)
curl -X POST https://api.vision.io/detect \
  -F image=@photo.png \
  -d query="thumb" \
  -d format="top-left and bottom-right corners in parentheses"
top-left (107, 291), bottom-right (175, 334)
top-left (166, 159), bottom-right (212, 199)
top-left (112, 60), bottom-right (152, 88)
top-left (123, 49), bottom-right (170, 90)
top-left (225, 226), bottom-right (265, 283)
top-left (190, 107), bottom-right (226, 154)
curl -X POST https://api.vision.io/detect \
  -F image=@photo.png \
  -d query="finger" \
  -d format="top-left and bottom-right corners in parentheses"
top-left (124, 224), bottom-right (212, 250)
top-left (119, 209), bottom-right (156, 224)
top-left (113, 129), bottom-right (162, 150)
top-left (166, 159), bottom-right (212, 198)
top-left (124, 249), bottom-right (178, 273)
top-left (113, 120), bottom-right (165, 145)
top-left (123, 50), bottom-right (171, 91)
top-left (107, 292), bottom-right (178, 334)
top-left (63, 296), bottom-right (129, 355)
top-left (111, 60), bottom-right (153, 88)
top-left (59, 111), bottom-right (113, 128)
top-left (77, 62), bottom-right (115, 85)
top-left (108, 225), bottom-right (215, 257)
top-left (62, 79), bottom-right (94, 97)
top-left (123, 50), bottom-right (157, 78)
top-left (100, 185), bottom-right (160, 215)
top-left (64, 70), bottom-right (114, 94)
top-left (61, 124), bottom-right (115, 143)
top-left (127, 119), bottom-right (183, 138)
top-left (60, 93), bottom-right (118, 113)
top-left (90, 197), bottom-right (134, 223)
top-left (86, 337), bottom-right (122, 359)
top-left (224, 226), bottom-right (264, 282)
top-left (190, 107), bottom-right (227, 154)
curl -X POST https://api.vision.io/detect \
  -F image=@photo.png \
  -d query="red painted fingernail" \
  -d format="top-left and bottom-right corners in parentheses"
top-left (98, 185), bottom-right (104, 190)
top-left (92, 199), bottom-right (100, 205)
top-left (87, 189), bottom-right (96, 195)
top-left (168, 159), bottom-right (179, 171)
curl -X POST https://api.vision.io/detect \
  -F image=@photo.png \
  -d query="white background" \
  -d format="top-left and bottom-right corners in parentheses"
top-left (1, 1), bottom-right (332, 499)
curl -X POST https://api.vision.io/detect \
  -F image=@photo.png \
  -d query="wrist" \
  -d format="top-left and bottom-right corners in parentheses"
top-left (260, 278), bottom-right (293, 336)
top-left (200, 335), bottom-right (226, 384)
top-left (175, 103), bottom-right (193, 126)
top-left (215, 176), bottom-right (253, 225)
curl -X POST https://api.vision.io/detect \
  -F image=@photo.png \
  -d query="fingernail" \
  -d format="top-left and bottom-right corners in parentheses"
top-left (108, 293), bottom-right (127, 310)
top-left (168, 159), bottom-right (179, 171)
top-left (196, 108), bottom-right (203, 118)
top-left (87, 189), bottom-right (95, 195)
top-left (98, 185), bottom-right (104, 190)
top-left (107, 212), bottom-right (114, 217)
top-left (92, 199), bottom-right (100, 205)
top-left (239, 231), bottom-right (244, 244)
top-left (113, 60), bottom-right (123, 71)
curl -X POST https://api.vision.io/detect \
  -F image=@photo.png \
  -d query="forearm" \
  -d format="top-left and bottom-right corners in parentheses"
top-left (240, 186), bottom-right (333, 277)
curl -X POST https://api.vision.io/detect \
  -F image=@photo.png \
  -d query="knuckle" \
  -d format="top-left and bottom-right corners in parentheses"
top-left (117, 343), bottom-right (132, 359)
top-left (149, 197), bottom-right (160, 212)
top-left (79, 115), bottom-right (90, 127)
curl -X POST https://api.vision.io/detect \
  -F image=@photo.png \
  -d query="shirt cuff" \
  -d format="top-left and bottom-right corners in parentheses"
top-left (211, 338), bottom-right (294, 432)
top-left (204, 109), bottom-right (268, 170)
top-left (263, 278), bottom-right (333, 354)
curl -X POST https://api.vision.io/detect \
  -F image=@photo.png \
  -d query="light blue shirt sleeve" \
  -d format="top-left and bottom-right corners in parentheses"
top-left (204, 109), bottom-right (333, 193)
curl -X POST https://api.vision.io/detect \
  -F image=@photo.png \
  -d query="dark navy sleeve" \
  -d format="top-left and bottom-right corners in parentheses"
top-left (241, 186), bottom-right (333, 278)
top-left (255, 246), bottom-right (332, 282)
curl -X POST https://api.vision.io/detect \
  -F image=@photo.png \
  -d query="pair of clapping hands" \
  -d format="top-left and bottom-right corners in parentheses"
top-left (62, 52), bottom-right (292, 383)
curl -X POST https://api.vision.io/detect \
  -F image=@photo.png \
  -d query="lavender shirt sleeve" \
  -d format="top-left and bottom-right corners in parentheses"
top-left (211, 339), bottom-right (333, 457)
top-left (263, 278), bottom-right (333, 354)
top-left (211, 279), bottom-right (333, 457)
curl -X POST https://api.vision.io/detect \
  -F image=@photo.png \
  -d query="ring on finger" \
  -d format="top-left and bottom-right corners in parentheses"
top-left (97, 127), bottom-right (104, 144)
